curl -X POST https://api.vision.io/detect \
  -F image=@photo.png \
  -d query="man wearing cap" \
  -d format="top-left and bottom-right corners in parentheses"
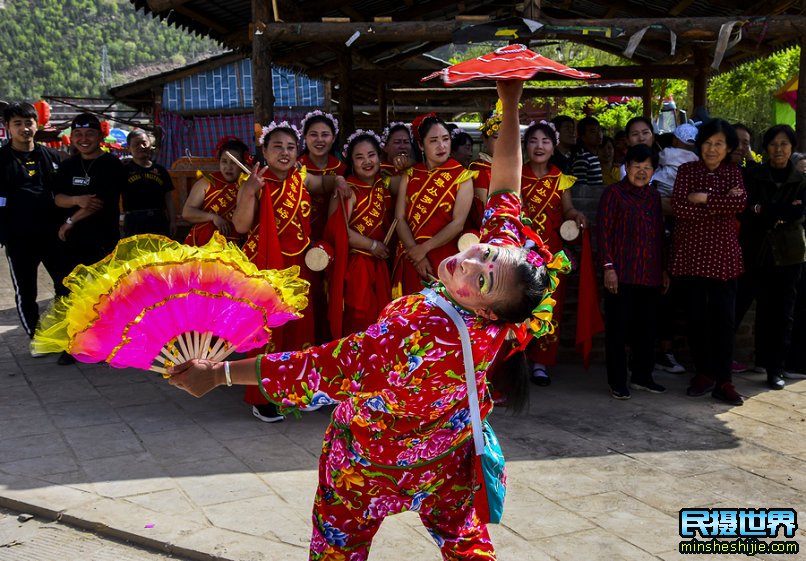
top-left (654, 123), bottom-right (699, 202)
top-left (54, 113), bottom-right (124, 261)
top-left (54, 114), bottom-right (125, 362)
top-left (0, 102), bottom-right (65, 346)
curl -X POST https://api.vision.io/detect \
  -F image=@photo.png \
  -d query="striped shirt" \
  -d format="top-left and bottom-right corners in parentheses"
top-left (571, 148), bottom-right (603, 188)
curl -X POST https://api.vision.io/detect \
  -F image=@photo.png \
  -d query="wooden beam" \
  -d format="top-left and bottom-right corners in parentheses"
top-left (146, 0), bottom-right (191, 12)
top-left (669, 0), bottom-right (696, 16)
top-left (253, 0), bottom-right (274, 126)
top-left (389, 85), bottom-right (644, 101)
top-left (174, 5), bottom-right (229, 34)
top-left (539, 15), bottom-right (806, 36)
top-left (257, 21), bottom-right (456, 43)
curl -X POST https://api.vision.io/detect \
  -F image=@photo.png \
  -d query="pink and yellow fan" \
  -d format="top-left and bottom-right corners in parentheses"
top-left (32, 233), bottom-right (308, 375)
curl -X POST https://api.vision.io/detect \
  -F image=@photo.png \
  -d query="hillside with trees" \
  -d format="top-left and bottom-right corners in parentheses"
top-left (0, 0), bottom-right (220, 100)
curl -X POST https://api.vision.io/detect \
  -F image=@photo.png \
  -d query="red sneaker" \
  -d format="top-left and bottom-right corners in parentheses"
top-left (712, 382), bottom-right (744, 406)
top-left (686, 374), bottom-right (715, 397)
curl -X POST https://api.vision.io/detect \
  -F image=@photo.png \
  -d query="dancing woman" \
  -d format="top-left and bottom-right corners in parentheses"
top-left (169, 80), bottom-right (567, 560)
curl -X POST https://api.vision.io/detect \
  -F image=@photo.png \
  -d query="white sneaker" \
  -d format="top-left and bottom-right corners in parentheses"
top-left (655, 352), bottom-right (685, 373)
top-left (30, 350), bottom-right (47, 358)
top-left (252, 405), bottom-right (284, 423)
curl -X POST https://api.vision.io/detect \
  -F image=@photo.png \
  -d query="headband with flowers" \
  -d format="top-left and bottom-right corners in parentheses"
top-left (300, 110), bottom-right (340, 151)
top-left (258, 121), bottom-right (301, 147)
top-left (479, 99), bottom-right (503, 137)
top-left (526, 120), bottom-right (560, 144)
top-left (410, 112), bottom-right (439, 144)
top-left (509, 225), bottom-right (571, 354)
top-left (381, 121), bottom-right (412, 149)
top-left (342, 129), bottom-right (383, 159)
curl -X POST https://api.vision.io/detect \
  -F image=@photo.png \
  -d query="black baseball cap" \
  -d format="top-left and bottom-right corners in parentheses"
top-left (71, 113), bottom-right (102, 131)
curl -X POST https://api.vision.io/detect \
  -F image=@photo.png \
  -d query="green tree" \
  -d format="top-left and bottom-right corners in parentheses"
top-left (0, 0), bottom-right (220, 100)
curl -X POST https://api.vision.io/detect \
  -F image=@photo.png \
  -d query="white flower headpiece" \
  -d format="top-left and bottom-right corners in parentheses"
top-left (342, 129), bottom-right (383, 159)
top-left (258, 121), bottom-right (301, 147)
top-left (381, 121), bottom-right (412, 148)
top-left (300, 110), bottom-right (339, 151)
top-left (450, 127), bottom-right (466, 140)
top-left (527, 120), bottom-right (560, 143)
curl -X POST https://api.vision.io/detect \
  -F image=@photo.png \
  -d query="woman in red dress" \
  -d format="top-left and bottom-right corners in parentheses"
top-left (297, 111), bottom-right (347, 343)
top-left (233, 121), bottom-right (346, 422)
top-left (297, 110), bottom-right (347, 240)
top-left (328, 130), bottom-right (394, 337)
top-left (393, 115), bottom-right (475, 296)
top-left (182, 138), bottom-right (249, 246)
top-left (520, 121), bottom-right (586, 386)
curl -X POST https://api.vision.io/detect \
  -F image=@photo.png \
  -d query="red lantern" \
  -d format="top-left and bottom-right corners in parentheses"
top-left (33, 100), bottom-right (51, 126)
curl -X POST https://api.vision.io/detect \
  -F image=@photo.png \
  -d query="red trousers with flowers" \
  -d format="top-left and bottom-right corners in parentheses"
top-left (308, 424), bottom-right (496, 561)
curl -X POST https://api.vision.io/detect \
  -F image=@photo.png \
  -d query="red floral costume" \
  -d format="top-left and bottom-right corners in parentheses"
top-left (257, 191), bottom-right (526, 560)
top-left (521, 164), bottom-right (575, 366)
top-left (242, 167), bottom-right (315, 406)
top-left (392, 159), bottom-right (476, 296)
top-left (184, 171), bottom-right (243, 246)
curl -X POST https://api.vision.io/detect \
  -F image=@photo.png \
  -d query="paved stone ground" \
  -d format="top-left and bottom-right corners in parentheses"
top-left (0, 254), bottom-right (805, 560)
top-left (0, 507), bottom-right (189, 561)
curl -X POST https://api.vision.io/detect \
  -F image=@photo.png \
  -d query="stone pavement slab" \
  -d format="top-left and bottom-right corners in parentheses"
top-left (0, 255), bottom-right (805, 560)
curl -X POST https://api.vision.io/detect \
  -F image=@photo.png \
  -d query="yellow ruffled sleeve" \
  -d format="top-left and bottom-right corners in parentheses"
top-left (558, 173), bottom-right (577, 192)
top-left (457, 169), bottom-right (479, 184)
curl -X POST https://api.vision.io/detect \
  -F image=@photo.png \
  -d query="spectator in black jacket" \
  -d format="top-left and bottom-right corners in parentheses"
top-left (737, 125), bottom-right (806, 390)
top-left (0, 102), bottom-right (65, 346)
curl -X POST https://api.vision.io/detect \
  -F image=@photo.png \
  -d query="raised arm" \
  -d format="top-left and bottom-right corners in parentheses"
top-left (488, 80), bottom-right (523, 196)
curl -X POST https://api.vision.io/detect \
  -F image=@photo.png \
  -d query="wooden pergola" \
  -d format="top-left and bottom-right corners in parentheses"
top-left (131, 0), bottom-right (806, 145)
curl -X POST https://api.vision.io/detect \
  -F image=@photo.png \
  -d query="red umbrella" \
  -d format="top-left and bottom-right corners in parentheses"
top-left (422, 44), bottom-right (600, 85)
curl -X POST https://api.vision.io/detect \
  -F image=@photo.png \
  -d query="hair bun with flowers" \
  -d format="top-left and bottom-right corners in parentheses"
top-left (411, 112), bottom-right (439, 144)
top-left (479, 99), bottom-right (503, 137)
top-left (381, 121), bottom-right (412, 149)
top-left (342, 129), bottom-right (383, 159)
top-left (526, 120), bottom-right (560, 143)
top-left (258, 121), bottom-right (301, 147)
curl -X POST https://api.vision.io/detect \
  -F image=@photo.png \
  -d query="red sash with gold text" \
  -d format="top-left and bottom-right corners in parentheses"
top-left (184, 171), bottom-right (242, 246)
top-left (521, 164), bottom-right (575, 251)
top-left (242, 167), bottom-right (310, 268)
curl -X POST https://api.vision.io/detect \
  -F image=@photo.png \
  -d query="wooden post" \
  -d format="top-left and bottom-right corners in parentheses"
top-left (642, 76), bottom-right (653, 119)
top-left (523, 0), bottom-right (541, 19)
top-left (797, 34), bottom-right (806, 150)
top-left (338, 48), bottom-right (355, 144)
top-left (252, 0), bottom-right (274, 129)
top-left (377, 81), bottom-right (387, 132)
top-left (692, 48), bottom-right (709, 118)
